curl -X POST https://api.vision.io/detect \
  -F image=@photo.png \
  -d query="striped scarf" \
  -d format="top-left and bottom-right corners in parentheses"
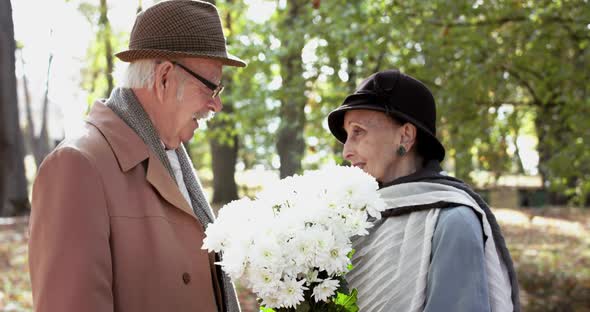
top-left (346, 161), bottom-right (520, 312)
top-left (105, 87), bottom-right (240, 312)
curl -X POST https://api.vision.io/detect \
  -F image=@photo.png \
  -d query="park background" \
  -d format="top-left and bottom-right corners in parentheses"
top-left (1, 0), bottom-right (589, 311)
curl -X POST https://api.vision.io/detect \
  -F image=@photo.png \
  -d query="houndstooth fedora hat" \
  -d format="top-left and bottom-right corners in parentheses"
top-left (115, 0), bottom-right (246, 67)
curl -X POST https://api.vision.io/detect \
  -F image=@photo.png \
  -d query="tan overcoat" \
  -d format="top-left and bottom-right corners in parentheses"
top-left (29, 102), bottom-right (224, 312)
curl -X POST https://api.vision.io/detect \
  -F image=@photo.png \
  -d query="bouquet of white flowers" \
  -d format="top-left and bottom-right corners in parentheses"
top-left (202, 165), bottom-right (386, 311)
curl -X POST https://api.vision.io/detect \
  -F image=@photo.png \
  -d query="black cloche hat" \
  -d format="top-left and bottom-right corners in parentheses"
top-left (327, 69), bottom-right (445, 162)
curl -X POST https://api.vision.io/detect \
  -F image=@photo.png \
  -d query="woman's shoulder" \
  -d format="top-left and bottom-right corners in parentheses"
top-left (434, 206), bottom-right (485, 248)
top-left (437, 206), bottom-right (481, 226)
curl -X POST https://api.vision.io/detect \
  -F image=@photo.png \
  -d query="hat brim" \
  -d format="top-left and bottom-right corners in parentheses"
top-left (115, 49), bottom-right (247, 67)
top-left (328, 101), bottom-right (446, 162)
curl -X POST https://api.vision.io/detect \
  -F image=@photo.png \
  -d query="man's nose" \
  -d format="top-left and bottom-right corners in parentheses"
top-left (210, 96), bottom-right (222, 112)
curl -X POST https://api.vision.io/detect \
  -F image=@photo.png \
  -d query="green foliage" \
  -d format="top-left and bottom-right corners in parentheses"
top-left (78, 1), bottom-right (124, 105)
top-left (77, 0), bottom-right (589, 204)
top-left (331, 289), bottom-right (359, 312)
top-left (258, 286), bottom-right (359, 312)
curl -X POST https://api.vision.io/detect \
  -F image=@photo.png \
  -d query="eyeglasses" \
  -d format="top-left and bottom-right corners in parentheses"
top-left (172, 61), bottom-right (224, 98)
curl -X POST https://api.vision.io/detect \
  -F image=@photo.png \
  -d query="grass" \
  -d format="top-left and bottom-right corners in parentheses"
top-left (1, 207), bottom-right (589, 312)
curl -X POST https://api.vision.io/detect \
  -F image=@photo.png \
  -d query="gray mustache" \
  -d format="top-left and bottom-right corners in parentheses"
top-left (192, 111), bottom-right (215, 123)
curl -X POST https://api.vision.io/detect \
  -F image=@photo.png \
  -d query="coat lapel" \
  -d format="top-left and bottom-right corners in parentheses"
top-left (87, 101), bottom-right (197, 221)
top-left (145, 151), bottom-right (198, 221)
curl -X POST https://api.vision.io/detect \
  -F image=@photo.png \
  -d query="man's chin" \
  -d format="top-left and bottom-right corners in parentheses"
top-left (181, 132), bottom-right (197, 144)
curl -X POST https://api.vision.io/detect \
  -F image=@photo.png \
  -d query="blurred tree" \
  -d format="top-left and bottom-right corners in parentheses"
top-left (332, 1), bottom-right (586, 204)
top-left (76, 0), bottom-right (122, 103)
top-left (99, 0), bottom-right (114, 97)
top-left (275, 0), bottom-right (313, 178)
top-left (407, 0), bottom-right (590, 204)
top-left (189, 0), bottom-right (275, 202)
top-left (202, 0), bottom-right (241, 204)
top-left (297, 0), bottom-right (588, 205)
top-left (19, 46), bottom-right (53, 167)
top-left (0, 0), bottom-right (30, 216)
top-left (65, 0), bottom-right (588, 206)
top-left (0, 0), bottom-right (8, 214)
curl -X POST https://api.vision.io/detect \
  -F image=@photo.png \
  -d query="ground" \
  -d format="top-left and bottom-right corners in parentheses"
top-left (1, 207), bottom-right (589, 312)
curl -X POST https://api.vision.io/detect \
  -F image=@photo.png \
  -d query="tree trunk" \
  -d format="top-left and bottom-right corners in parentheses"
top-left (450, 123), bottom-right (474, 185)
top-left (0, 0), bottom-right (9, 213)
top-left (330, 55), bottom-right (358, 164)
top-left (209, 118), bottom-right (239, 205)
top-left (99, 0), bottom-right (114, 97)
top-left (36, 53), bottom-right (53, 165)
top-left (207, 0), bottom-right (239, 205)
top-left (20, 50), bottom-right (53, 167)
top-left (20, 49), bottom-right (36, 156)
top-left (0, 0), bottom-right (30, 216)
top-left (534, 104), bottom-right (569, 205)
top-left (276, 0), bottom-right (307, 178)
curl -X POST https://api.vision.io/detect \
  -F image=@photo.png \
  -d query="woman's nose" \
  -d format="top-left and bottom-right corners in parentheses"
top-left (342, 138), bottom-right (354, 161)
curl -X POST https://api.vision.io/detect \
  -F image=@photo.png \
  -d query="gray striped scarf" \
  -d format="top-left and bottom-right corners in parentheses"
top-left (347, 161), bottom-right (519, 312)
top-left (105, 87), bottom-right (240, 312)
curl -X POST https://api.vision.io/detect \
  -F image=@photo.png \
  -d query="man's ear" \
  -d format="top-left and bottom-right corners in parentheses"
top-left (154, 61), bottom-right (174, 101)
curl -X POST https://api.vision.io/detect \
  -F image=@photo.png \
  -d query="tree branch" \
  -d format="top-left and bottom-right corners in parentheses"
top-left (474, 100), bottom-right (534, 107)
top-left (428, 15), bottom-right (580, 28)
top-left (501, 64), bottom-right (542, 105)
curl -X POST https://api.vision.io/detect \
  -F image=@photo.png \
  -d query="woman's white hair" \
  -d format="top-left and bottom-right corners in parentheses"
top-left (115, 59), bottom-right (187, 100)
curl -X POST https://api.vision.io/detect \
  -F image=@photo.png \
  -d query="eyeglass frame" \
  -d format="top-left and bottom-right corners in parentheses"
top-left (172, 61), bottom-right (224, 98)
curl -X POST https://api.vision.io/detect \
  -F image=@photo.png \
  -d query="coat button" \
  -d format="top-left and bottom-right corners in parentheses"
top-left (182, 273), bottom-right (191, 284)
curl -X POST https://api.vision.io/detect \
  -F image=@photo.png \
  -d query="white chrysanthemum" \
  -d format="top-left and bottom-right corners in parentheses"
top-left (216, 243), bottom-right (249, 279)
top-left (309, 228), bottom-right (352, 275)
top-left (202, 165), bottom-right (387, 309)
top-left (201, 221), bottom-right (228, 253)
top-left (316, 241), bottom-right (352, 275)
top-left (312, 278), bottom-right (340, 302)
top-left (274, 208), bottom-right (307, 233)
top-left (341, 209), bottom-right (374, 237)
top-left (260, 294), bottom-right (282, 309)
top-left (256, 174), bottom-right (302, 212)
top-left (249, 235), bottom-right (285, 272)
top-left (366, 195), bottom-right (387, 219)
top-left (247, 267), bottom-right (283, 298)
top-left (285, 229), bottom-right (318, 274)
top-left (203, 197), bottom-right (267, 253)
top-left (277, 278), bottom-right (308, 309)
top-left (307, 227), bottom-right (335, 257)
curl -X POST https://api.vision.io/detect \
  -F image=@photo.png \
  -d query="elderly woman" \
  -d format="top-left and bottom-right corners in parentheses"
top-left (327, 70), bottom-right (520, 312)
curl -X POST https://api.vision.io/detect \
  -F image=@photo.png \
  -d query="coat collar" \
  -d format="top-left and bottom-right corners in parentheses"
top-left (86, 101), bottom-right (198, 221)
top-left (86, 100), bottom-right (149, 171)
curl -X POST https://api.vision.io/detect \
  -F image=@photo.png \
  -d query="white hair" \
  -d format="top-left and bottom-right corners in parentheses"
top-left (115, 59), bottom-right (187, 101)
top-left (115, 59), bottom-right (158, 88)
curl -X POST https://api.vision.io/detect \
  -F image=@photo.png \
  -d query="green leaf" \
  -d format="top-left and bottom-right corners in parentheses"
top-left (332, 289), bottom-right (359, 312)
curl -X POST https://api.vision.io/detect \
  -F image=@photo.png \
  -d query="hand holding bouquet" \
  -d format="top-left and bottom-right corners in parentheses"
top-left (202, 166), bottom-right (386, 311)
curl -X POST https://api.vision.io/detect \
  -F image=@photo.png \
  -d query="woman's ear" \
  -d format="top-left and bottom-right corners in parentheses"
top-left (399, 123), bottom-right (418, 152)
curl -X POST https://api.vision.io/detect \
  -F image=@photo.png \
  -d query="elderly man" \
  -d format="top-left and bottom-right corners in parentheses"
top-left (28, 1), bottom-right (245, 311)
